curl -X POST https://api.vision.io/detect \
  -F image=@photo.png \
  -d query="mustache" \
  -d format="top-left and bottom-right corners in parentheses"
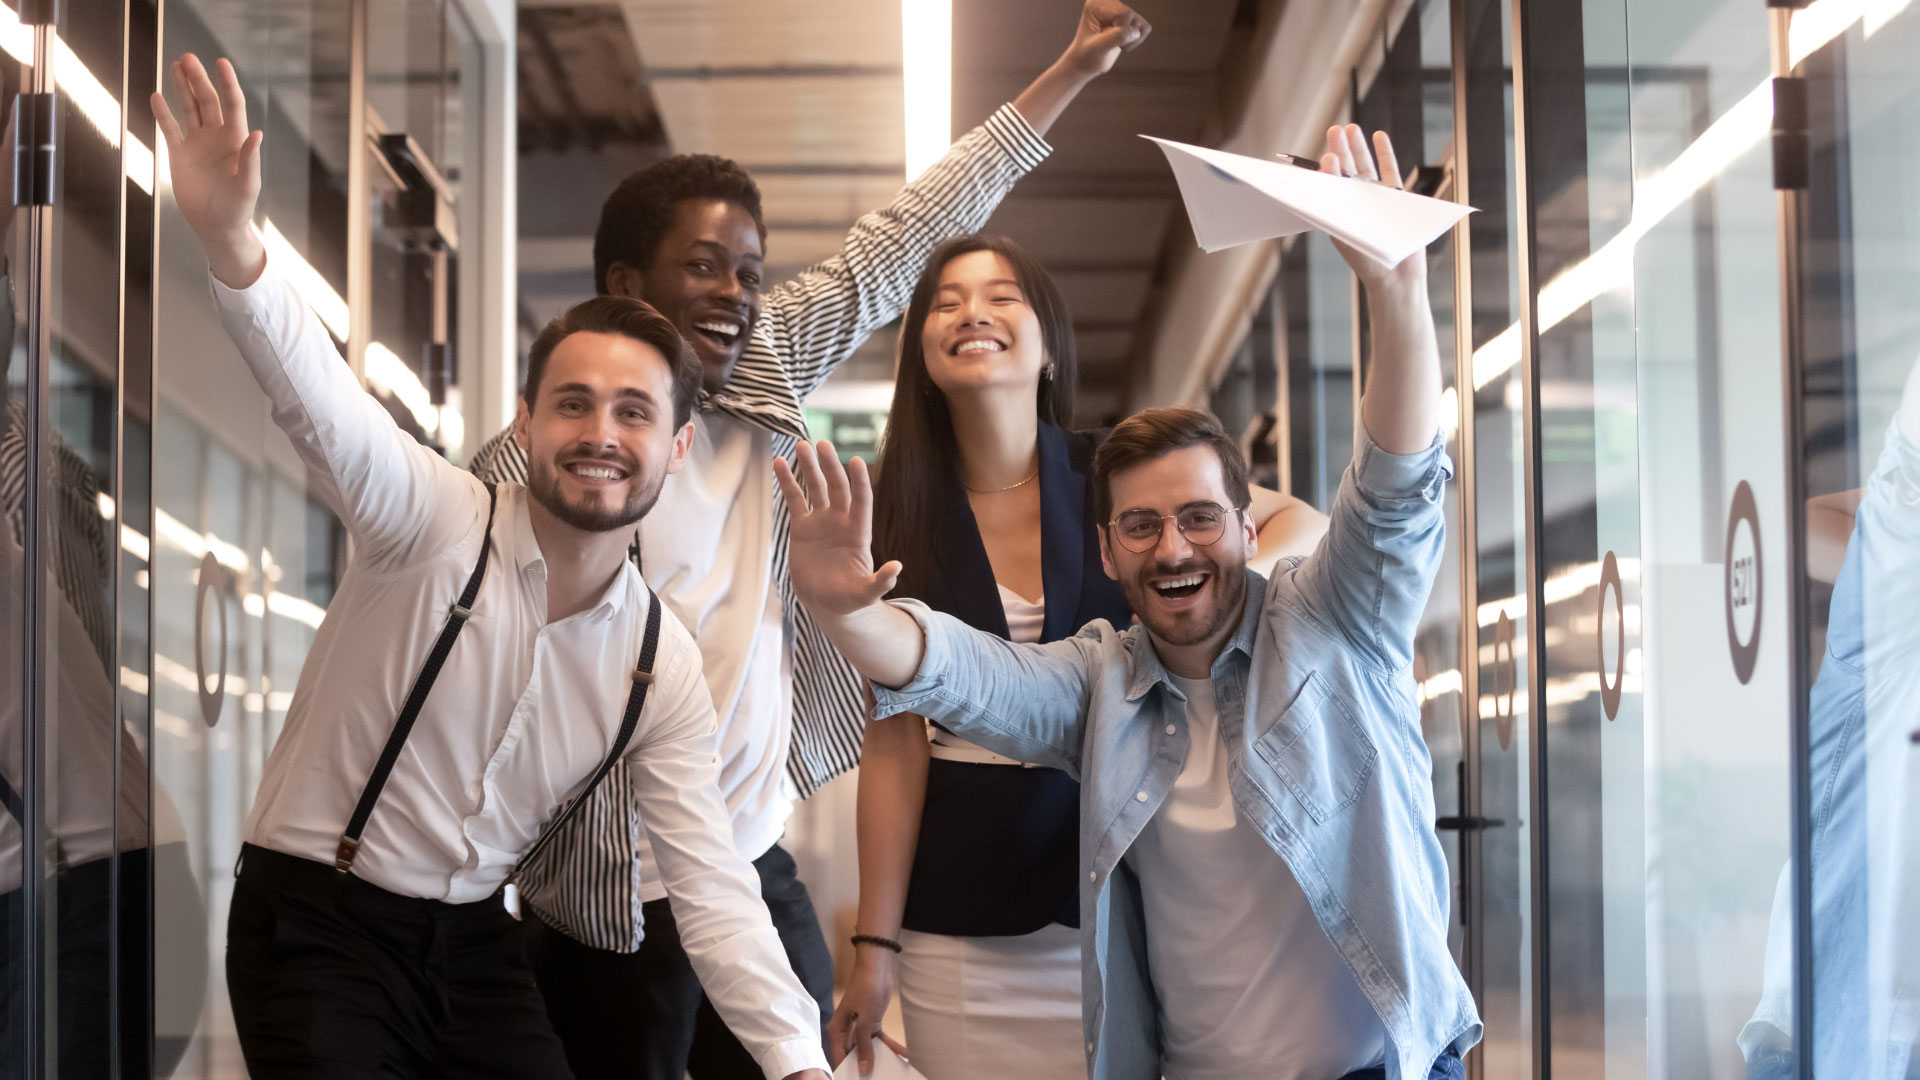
top-left (556, 448), bottom-right (637, 472)
top-left (1140, 558), bottom-right (1211, 578)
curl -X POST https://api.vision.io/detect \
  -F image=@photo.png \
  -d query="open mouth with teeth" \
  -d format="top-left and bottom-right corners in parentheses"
top-left (564, 459), bottom-right (629, 483)
top-left (952, 337), bottom-right (1006, 356)
top-left (1152, 572), bottom-right (1208, 601)
top-left (692, 318), bottom-right (744, 351)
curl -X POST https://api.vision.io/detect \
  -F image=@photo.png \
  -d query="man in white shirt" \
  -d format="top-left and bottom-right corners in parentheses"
top-left (462, 3), bottom-right (1153, 1077)
top-left (151, 54), bottom-right (829, 1080)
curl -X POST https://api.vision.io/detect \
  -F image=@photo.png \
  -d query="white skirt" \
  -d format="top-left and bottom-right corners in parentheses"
top-left (895, 923), bottom-right (1087, 1080)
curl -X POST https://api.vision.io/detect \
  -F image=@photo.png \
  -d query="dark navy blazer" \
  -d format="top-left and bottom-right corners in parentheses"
top-left (899, 423), bottom-right (1132, 936)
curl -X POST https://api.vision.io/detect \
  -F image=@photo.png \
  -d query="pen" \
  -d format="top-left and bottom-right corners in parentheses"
top-left (1273, 152), bottom-right (1324, 171)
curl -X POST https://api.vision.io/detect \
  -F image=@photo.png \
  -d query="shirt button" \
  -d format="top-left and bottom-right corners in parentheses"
top-left (1087, 1043), bottom-right (1095, 1053)
top-left (1165, 724), bottom-right (1176, 735)
top-left (1136, 791), bottom-right (1148, 802)
top-left (1088, 870), bottom-right (1097, 882)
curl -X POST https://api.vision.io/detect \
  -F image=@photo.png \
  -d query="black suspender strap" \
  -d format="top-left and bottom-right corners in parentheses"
top-left (335, 482), bottom-right (498, 873)
top-left (509, 585), bottom-right (663, 884)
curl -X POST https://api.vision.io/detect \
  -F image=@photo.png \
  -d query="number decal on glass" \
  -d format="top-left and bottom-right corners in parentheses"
top-left (1724, 480), bottom-right (1762, 685)
top-left (1599, 550), bottom-right (1624, 720)
top-left (195, 552), bottom-right (230, 728)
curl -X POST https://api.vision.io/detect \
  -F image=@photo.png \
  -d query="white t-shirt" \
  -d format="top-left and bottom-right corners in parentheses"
top-left (635, 410), bottom-right (795, 899)
top-left (1128, 673), bottom-right (1388, 1080)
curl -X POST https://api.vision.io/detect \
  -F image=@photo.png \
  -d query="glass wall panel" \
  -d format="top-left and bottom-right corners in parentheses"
top-left (0, 34), bottom-right (33, 1080)
top-left (1616, 0), bottom-right (1791, 1074)
top-left (1780, 4), bottom-right (1920, 1079)
top-left (152, 4), bottom-right (353, 1073)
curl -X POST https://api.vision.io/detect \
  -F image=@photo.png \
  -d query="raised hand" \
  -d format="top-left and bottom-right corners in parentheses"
top-left (774, 441), bottom-right (903, 618)
top-left (1319, 123), bottom-right (1425, 290)
top-left (150, 54), bottom-right (266, 287)
top-left (1060, 0), bottom-right (1153, 77)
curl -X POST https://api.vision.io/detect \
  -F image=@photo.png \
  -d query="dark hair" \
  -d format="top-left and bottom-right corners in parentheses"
top-left (524, 295), bottom-right (701, 430)
top-left (1091, 407), bottom-right (1252, 527)
top-left (592, 154), bottom-right (767, 294)
top-left (872, 234), bottom-right (1078, 602)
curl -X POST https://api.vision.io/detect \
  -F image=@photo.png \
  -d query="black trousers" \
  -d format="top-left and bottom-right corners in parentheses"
top-left (530, 842), bottom-right (835, 1080)
top-left (226, 843), bottom-right (572, 1080)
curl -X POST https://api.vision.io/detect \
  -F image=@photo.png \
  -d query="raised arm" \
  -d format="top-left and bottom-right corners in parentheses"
top-left (1248, 485), bottom-right (1331, 576)
top-left (779, 442), bottom-right (1097, 771)
top-left (154, 54), bottom-right (467, 564)
top-left (764, 1), bottom-right (1150, 400)
top-left (1284, 127), bottom-right (1453, 671)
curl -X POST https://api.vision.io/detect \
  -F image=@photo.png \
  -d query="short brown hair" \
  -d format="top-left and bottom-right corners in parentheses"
top-left (1092, 407), bottom-right (1251, 526)
top-left (524, 295), bottom-right (700, 430)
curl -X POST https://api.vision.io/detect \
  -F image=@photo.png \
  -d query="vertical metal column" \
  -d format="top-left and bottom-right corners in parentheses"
top-left (1765, 4), bottom-right (1816, 1077)
top-left (1447, 0), bottom-right (1485, 1044)
top-left (1506, 0), bottom-right (1552, 1073)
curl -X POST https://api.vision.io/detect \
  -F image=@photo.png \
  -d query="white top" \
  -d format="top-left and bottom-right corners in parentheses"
top-left (633, 409), bottom-right (793, 900)
top-left (1129, 673), bottom-right (1388, 1080)
top-left (997, 582), bottom-right (1045, 644)
top-left (212, 257), bottom-right (828, 1079)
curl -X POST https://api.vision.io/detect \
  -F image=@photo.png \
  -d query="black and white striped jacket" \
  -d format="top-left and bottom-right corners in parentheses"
top-left (467, 105), bottom-right (1050, 950)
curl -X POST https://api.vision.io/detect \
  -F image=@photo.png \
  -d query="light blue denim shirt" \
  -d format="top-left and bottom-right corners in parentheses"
top-left (873, 428), bottom-right (1481, 1080)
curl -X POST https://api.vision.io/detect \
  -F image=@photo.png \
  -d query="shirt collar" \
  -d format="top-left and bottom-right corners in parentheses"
top-left (507, 487), bottom-right (642, 623)
top-left (1122, 567), bottom-right (1268, 701)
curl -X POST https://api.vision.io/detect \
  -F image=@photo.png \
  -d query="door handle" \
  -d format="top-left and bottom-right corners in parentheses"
top-left (1435, 815), bottom-right (1506, 831)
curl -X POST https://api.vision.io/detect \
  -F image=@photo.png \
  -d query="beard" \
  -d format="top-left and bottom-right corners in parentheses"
top-left (1123, 553), bottom-right (1248, 649)
top-left (525, 451), bottom-right (665, 534)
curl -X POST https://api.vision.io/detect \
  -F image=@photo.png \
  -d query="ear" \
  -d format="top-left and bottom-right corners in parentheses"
top-left (1239, 507), bottom-right (1259, 550)
top-left (665, 418), bottom-right (696, 475)
top-left (605, 261), bottom-right (645, 300)
top-left (1098, 525), bottom-right (1120, 581)
top-left (512, 398), bottom-right (531, 452)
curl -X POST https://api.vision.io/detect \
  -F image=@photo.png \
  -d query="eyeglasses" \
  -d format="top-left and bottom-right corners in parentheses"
top-left (1107, 503), bottom-right (1244, 554)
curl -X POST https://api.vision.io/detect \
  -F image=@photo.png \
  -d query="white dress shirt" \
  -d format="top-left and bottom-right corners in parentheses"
top-left (212, 256), bottom-right (829, 1079)
top-left (1129, 673), bottom-right (1388, 1080)
top-left (631, 409), bottom-right (794, 901)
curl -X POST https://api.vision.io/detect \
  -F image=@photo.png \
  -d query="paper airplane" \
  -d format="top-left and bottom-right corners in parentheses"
top-left (1143, 135), bottom-right (1474, 265)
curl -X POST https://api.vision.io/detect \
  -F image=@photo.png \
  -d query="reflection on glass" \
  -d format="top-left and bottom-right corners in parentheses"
top-left (152, 2), bottom-right (354, 1073)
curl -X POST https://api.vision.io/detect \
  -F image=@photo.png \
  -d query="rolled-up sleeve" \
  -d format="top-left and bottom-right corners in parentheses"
top-left (1287, 428), bottom-right (1453, 672)
top-left (871, 600), bottom-right (1100, 777)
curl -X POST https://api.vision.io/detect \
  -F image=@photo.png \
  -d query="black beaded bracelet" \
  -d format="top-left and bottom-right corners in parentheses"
top-left (850, 933), bottom-right (903, 954)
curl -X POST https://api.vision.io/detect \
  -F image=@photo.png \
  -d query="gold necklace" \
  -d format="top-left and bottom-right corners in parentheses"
top-left (965, 469), bottom-right (1039, 494)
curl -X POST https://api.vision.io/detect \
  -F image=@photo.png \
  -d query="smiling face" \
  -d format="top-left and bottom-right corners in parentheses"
top-left (1099, 445), bottom-right (1259, 666)
top-left (609, 197), bottom-right (764, 392)
top-left (918, 250), bottom-right (1049, 400)
top-left (513, 330), bottom-right (692, 535)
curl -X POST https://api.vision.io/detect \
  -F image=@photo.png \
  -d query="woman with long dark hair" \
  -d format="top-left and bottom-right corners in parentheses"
top-left (825, 234), bottom-right (1327, 1079)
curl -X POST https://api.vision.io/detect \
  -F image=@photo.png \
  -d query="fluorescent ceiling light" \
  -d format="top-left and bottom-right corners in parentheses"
top-left (1469, 0), bottom-right (1877, 391)
top-left (901, 0), bottom-right (952, 181)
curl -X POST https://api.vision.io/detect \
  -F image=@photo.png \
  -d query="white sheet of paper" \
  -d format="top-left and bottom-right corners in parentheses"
top-left (1143, 135), bottom-right (1475, 265)
top-left (831, 1040), bottom-right (927, 1080)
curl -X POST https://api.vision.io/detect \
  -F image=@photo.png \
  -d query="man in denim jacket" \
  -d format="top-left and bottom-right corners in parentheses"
top-left (779, 126), bottom-right (1480, 1080)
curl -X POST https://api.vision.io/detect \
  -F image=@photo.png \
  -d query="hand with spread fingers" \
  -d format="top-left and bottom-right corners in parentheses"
top-left (1318, 123), bottom-right (1428, 290)
top-left (775, 441), bottom-right (902, 617)
top-left (773, 442), bottom-right (927, 692)
top-left (149, 53), bottom-right (267, 288)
